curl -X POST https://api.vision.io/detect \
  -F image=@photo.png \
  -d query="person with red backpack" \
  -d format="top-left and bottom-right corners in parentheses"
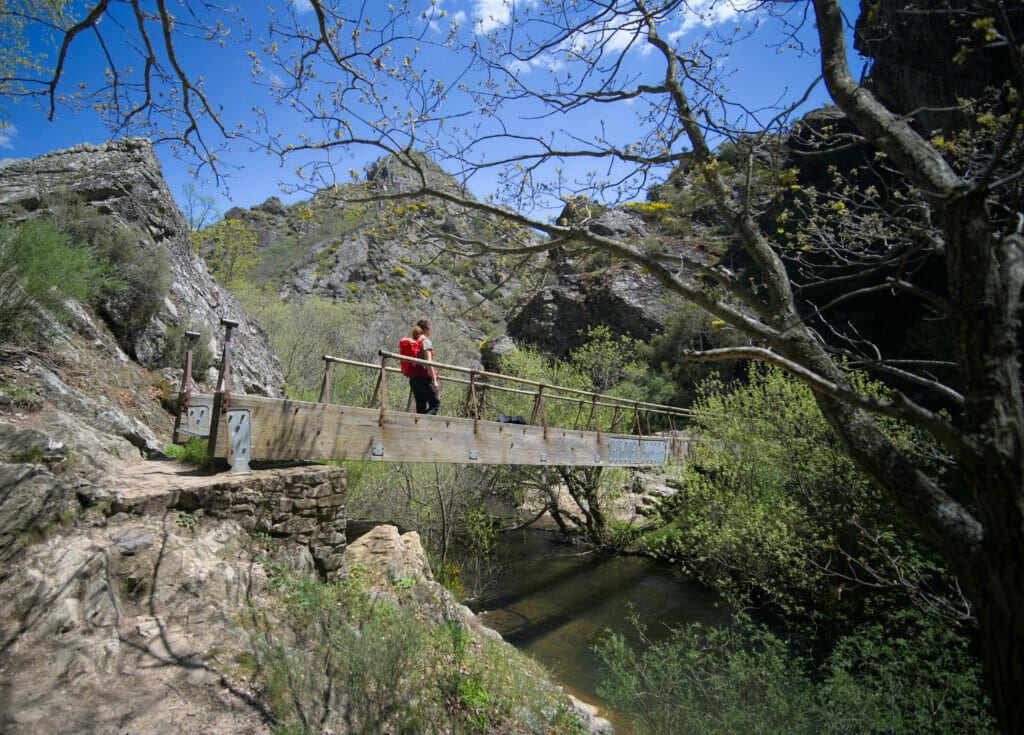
top-left (399, 319), bottom-right (440, 414)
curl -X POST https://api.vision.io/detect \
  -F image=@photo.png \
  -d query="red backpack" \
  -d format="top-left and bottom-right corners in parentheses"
top-left (398, 336), bottom-right (424, 377)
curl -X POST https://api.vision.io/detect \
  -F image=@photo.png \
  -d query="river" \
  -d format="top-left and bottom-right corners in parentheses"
top-left (465, 525), bottom-right (732, 732)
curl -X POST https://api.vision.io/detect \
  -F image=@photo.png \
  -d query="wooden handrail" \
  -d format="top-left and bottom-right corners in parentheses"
top-left (322, 353), bottom-right (695, 418)
top-left (375, 350), bottom-right (695, 419)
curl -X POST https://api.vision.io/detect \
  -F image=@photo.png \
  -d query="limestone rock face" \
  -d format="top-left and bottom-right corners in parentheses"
top-left (0, 139), bottom-right (283, 396)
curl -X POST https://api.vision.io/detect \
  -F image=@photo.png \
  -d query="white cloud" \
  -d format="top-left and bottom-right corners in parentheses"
top-left (669, 0), bottom-right (760, 41)
top-left (292, 0), bottom-right (313, 14)
top-left (424, 0), bottom-right (465, 33)
top-left (569, 10), bottom-right (648, 56)
top-left (0, 123), bottom-right (16, 150)
top-left (473, 0), bottom-right (511, 34)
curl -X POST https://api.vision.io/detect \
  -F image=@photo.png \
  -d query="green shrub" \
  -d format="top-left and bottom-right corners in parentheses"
top-left (53, 197), bottom-right (170, 330)
top-left (156, 325), bottom-right (215, 381)
top-left (641, 364), bottom-right (956, 622)
top-left (247, 564), bottom-right (587, 735)
top-left (594, 611), bottom-right (995, 735)
top-left (0, 219), bottom-right (113, 340)
top-left (596, 614), bottom-right (815, 735)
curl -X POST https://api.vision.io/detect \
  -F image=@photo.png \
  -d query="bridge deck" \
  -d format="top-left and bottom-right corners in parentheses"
top-left (181, 393), bottom-right (689, 470)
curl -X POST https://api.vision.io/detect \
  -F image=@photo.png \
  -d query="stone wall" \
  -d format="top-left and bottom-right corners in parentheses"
top-left (108, 464), bottom-right (348, 577)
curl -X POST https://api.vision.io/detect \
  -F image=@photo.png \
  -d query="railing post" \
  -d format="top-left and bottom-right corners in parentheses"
top-left (378, 355), bottom-right (388, 426)
top-left (589, 394), bottom-right (599, 440)
top-left (209, 318), bottom-right (238, 464)
top-left (634, 402), bottom-right (642, 463)
top-left (318, 356), bottom-right (333, 404)
top-left (470, 371), bottom-right (479, 434)
top-left (573, 399), bottom-right (585, 432)
top-left (172, 330), bottom-right (201, 442)
top-left (539, 386), bottom-right (548, 439)
top-left (370, 372), bottom-right (382, 408)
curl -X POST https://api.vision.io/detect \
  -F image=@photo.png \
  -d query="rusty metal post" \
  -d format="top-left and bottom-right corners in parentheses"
top-left (470, 372), bottom-right (480, 434)
top-left (634, 402), bottom-right (642, 463)
top-left (172, 330), bottom-right (201, 442)
top-left (479, 382), bottom-right (488, 421)
top-left (378, 355), bottom-right (388, 426)
top-left (539, 385), bottom-right (548, 440)
top-left (318, 356), bottom-right (333, 404)
top-left (573, 399), bottom-right (585, 431)
top-left (216, 319), bottom-right (238, 404)
top-left (370, 373), bottom-right (382, 408)
top-left (209, 318), bottom-right (238, 463)
top-left (589, 394), bottom-right (599, 440)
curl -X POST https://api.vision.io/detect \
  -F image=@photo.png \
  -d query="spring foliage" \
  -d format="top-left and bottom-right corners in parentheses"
top-left (0, 219), bottom-right (112, 340)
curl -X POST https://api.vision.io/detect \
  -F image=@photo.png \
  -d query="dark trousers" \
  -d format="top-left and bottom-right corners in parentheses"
top-left (409, 377), bottom-right (440, 415)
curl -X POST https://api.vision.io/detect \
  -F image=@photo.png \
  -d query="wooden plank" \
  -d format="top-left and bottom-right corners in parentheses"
top-left (207, 394), bottom-right (690, 467)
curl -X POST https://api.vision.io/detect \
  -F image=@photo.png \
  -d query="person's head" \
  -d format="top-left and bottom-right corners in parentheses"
top-left (412, 325), bottom-right (423, 339)
top-left (416, 318), bottom-right (431, 336)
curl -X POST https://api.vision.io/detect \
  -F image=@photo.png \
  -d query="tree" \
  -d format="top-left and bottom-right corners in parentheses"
top-left (259, 2), bottom-right (1024, 728)
top-left (0, 0), bottom-right (70, 125)
top-left (180, 182), bottom-right (218, 232)
top-left (191, 217), bottom-right (260, 287)
top-left (7, 0), bottom-right (1024, 729)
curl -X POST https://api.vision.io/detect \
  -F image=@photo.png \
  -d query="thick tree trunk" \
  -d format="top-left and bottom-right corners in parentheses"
top-left (976, 555), bottom-right (1024, 733)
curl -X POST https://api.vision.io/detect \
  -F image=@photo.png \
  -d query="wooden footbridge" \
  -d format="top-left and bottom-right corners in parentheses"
top-left (173, 319), bottom-right (693, 474)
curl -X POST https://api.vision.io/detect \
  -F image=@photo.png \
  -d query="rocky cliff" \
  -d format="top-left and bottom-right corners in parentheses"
top-left (0, 139), bottom-right (283, 396)
top-left (209, 151), bottom-right (549, 371)
top-left (506, 205), bottom-right (673, 358)
top-left (855, 0), bottom-right (1024, 133)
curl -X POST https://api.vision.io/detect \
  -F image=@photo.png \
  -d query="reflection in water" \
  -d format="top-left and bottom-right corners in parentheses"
top-left (466, 526), bottom-right (731, 731)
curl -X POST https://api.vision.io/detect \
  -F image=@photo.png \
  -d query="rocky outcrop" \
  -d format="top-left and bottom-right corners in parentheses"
top-left (343, 523), bottom-right (433, 583)
top-left (855, 0), bottom-right (1024, 134)
top-left (0, 462), bottom-right (77, 565)
top-left (365, 150), bottom-right (471, 197)
top-left (211, 152), bottom-right (539, 367)
top-left (507, 206), bottom-right (668, 357)
top-left (508, 267), bottom-right (668, 357)
top-left (339, 524), bottom-right (614, 734)
top-left (0, 516), bottom-right (271, 734)
top-left (0, 139), bottom-right (283, 396)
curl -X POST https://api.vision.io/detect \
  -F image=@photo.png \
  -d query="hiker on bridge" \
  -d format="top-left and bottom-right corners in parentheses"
top-left (401, 318), bottom-right (440, 415)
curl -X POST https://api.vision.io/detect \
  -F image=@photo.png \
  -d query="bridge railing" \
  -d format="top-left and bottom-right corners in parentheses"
top-left (314, 350), bottom-right (694, 437)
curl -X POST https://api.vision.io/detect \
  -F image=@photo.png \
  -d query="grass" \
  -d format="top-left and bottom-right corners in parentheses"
top-left (0, 380), bottom-right (45, 411)
top-left (164, 437), bottom-right (220, 473)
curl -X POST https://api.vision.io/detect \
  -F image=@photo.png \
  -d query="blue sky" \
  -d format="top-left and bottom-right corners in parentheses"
top-left (1, 0), bottom-right (866, 222)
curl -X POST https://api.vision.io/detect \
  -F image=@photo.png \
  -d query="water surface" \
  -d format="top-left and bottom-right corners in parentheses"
top-left (467, 526), bottom-right (732, 730)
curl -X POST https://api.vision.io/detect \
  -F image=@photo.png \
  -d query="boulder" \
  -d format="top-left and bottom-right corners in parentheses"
top-left (507, 268), bottom-right (667, 357)
top-left (342, 524), bottom-right (434, 584)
